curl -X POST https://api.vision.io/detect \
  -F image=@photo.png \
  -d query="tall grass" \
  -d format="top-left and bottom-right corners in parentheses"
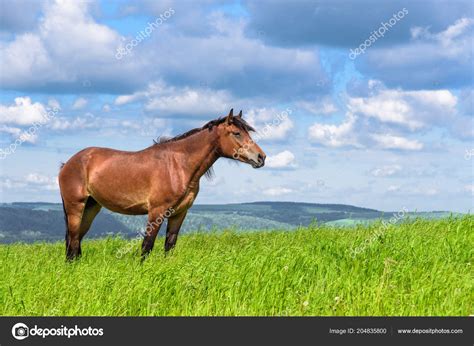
top-left (0, 217), bottom-right (472, 316)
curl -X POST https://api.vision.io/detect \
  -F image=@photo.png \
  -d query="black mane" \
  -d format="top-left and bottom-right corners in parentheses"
top-left (153, 116), bottom-right (255, 145)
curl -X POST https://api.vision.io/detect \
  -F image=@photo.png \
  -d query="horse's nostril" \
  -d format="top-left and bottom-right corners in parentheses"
top-left (258, 154), bottom-right (265, 165)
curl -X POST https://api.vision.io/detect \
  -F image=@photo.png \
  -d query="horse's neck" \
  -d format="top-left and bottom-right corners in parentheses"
top-left (169, 129), bottom-right (220, 184)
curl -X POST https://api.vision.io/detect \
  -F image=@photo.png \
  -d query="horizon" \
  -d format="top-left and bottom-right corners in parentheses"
top-left (0, 200), bottom-right (465, 214)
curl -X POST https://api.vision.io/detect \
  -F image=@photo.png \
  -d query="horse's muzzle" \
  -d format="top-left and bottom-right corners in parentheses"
top-left (253, 153), bottom-right (265, 168)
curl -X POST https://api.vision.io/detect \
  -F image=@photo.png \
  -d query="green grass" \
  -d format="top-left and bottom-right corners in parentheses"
top-left (1, 217), bottom-right (472, 316)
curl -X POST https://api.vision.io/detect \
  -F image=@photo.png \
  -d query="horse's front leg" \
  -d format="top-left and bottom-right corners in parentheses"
top-left (141, 208), bottom-right (166, 260)
top-left (165, 211), bottom-right (187, 253)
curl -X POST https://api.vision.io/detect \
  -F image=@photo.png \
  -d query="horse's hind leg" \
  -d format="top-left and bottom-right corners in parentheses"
top-left (64, 197), bottom-right (101, 260)
top-left (78, 197), bottom-right (102, 248)
top-left (64, 198), bottom-right (86, 261)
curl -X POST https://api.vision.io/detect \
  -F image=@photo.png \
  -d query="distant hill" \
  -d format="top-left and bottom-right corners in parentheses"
top-left (0, 201), bottom-right (459, 243)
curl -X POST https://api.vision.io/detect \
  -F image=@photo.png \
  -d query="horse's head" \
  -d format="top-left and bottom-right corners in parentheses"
top-left (217, 109), bottom-right (266, 168)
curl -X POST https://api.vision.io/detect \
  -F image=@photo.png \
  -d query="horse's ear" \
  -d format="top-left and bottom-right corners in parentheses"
top-left (226, 108), bottom-right (234, 124)
top-left (237, 110), bottom-right (242, 118)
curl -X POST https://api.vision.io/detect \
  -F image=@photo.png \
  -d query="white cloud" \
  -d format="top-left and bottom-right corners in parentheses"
top-left (0, 173), bottom-right (58, 191)
top-left (246, 108), bottom-right (294, 141)
top-left (348, 88), bottom-right (457, 131)
top-left (411, 17), bottom-right (474, 51)
top-left (72, 97), bottom-right (88, 110)
top-left (297, 97), bottom-right (338, 115)
top-left (146, 88), bottom-right (231, 116)
top-left (308, 80), bottom-right (470, 151)
top-left (0, 0), bottom-right (127, 90)
top-left (0, 97), bottom-right (48, 125)
top-left (345, 80), bottom-right (471, 141)
top-left (363, 18), bottom-right (474, 89)
top-left (48, 113), bottom-right (99, 130)
top-left (371, 134), bottom-right (423, 151)
top-left (0, 125), bottom-right (38, 143)
top-left (371, 165), bottom-right (402, 177)
top-left (308, 113), bottom-right (360, 148)
top-left (25, 173), bottom-right (59, 191)
top-left (48, 98), bottom-right (61, 110)
top-left (0, 0), bottom-right (327, 102)
top-left (0, 96), bottom-right (57, 144)
top-left (0, 178), bottom-right (26, 189)
top-left (265, 150), bottom-right (296, 169)
top-left (115, 81), bottom-right (232, 117)
top-left (47, 113), bottom-right (168, 138)
top-left (263, 187), bottom-right (293, 196)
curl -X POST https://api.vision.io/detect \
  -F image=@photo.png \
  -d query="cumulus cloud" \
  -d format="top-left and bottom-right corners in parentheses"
top-left (25, 173), bottom-right (59, 190)
top-left (347, 86), bottom-right (457, 131)
top-left (48, 113), bottom-right (168, 137)
top-left (115, 81), bottom-right (232, 117)
top-left (245, 0), bottom-right (471, 47)
top-left (48, 113), bottom-right (99, 131)
top-left (0, 125), bottom-right (38, 144)
top-left (0, 0), bottom-right (141, 93)
top-left (310, 80), bottom-right (470, 150)
top-left (0, 0), bottom-right (44, 33)
top-left (0, 97), bottom-right (49, 125)
top-left (371, 133), bottom-right (423, 151)
top-left (0, 0), bottom-right (328, 101)
top-left (0, 97), bottom-right (59, 143)
top-left (296, 97), bottom-right (338, 116)
top-left (359, 17), bottom-right (474, 89)
top-left (111, 10), bottom-right (328, 101)
top-left (72, 97), bottom-right (88, 110)
top-left (0, 173), bottom-right (58, 191)
top-left (265, 150), bottom-right (296, 169)
top-left (371, 165), bottom-right (402, 177)
top-left (245, 108), bottom-right (294, 141)
top-left (308, 113), bottom-right (361, 148)
top-left (347, 80), bottom-right (472, 140)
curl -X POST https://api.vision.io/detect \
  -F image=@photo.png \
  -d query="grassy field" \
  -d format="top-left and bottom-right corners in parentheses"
top-left (0, 216), bottom-right (472, 316)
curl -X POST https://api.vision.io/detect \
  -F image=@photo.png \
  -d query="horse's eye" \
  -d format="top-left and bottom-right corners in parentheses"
top-left (232, 132), bottom-right (241, 137)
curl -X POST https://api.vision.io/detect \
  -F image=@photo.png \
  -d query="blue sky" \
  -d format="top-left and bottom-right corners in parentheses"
top-left (0, 0), bottom-right (472, 212)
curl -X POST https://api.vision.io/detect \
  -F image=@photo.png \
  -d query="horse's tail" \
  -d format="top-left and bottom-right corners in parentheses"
top-left (59, 162), bottom-right (69, 248)
top-left (61, 197), bottom-right (69, 249)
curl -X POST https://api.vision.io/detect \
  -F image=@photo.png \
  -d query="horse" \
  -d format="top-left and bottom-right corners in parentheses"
top-left (58, 109), bottom-right (266, 261)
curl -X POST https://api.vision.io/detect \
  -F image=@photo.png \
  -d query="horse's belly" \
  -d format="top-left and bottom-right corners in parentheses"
top-left (93, 194), bottom-right (149, 215)
top-left (87, 171), bottom-right (150, 215)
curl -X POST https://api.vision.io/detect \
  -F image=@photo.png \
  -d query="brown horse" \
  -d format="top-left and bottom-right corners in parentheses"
top-left (59, 109), bottom-right (266, 260)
